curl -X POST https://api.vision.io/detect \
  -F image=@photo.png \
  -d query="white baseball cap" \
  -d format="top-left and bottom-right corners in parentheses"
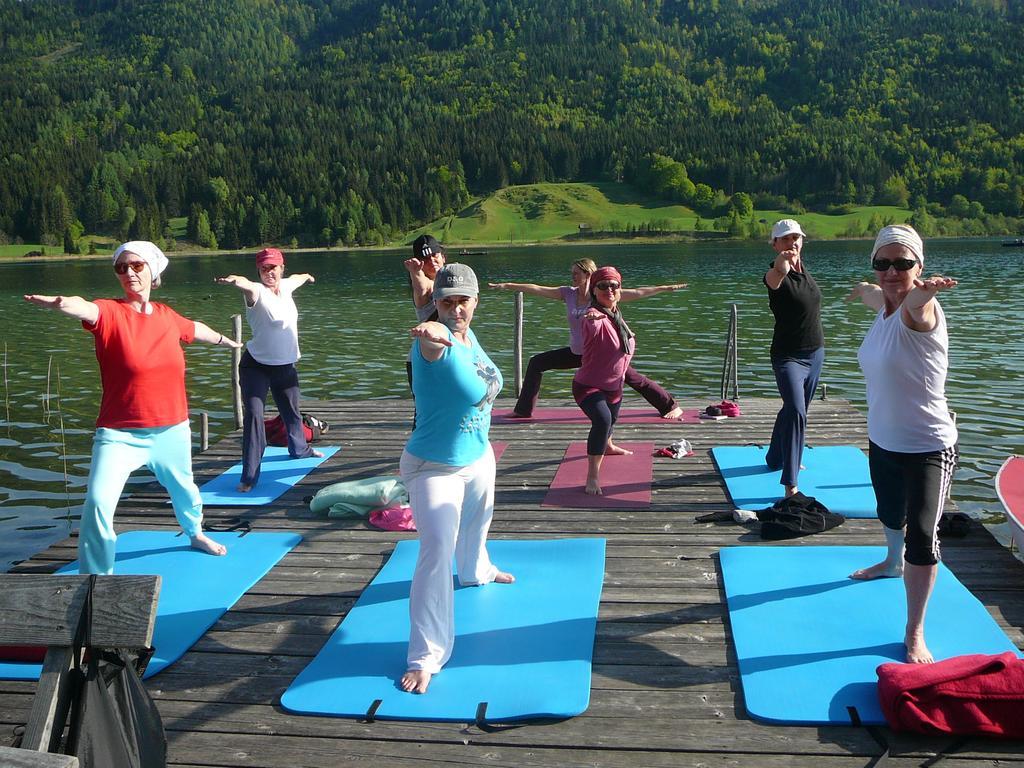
top-left (769, 219), bottom-right (806, 243)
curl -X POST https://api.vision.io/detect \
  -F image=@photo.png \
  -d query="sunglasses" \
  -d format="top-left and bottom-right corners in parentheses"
top-left (113, 261), bottom-right (147, 275)
top-left (595, 281), bottom-right (620, 290)
top-left (871, 257), bottom-right (918, 272)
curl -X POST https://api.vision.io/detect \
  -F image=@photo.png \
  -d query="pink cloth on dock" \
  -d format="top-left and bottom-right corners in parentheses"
top-left (541, 441), bottom-right (654, 509)
top-left (492, 408), bottom-right (699, 425)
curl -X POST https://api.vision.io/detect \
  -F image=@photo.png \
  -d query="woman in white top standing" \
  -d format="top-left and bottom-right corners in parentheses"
top-left (216, 248), bottom-right (321, 492)
top-left (847, 224), bottom-right (958, 664)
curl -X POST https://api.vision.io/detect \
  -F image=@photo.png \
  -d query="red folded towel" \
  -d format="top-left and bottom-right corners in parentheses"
top-left (0, 645), bottom-right (47, 663)
top-left (877, 651), bottom-right (1024, 738)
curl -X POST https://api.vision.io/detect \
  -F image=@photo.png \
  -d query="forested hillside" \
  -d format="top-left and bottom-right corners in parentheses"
top-left (2, 0), bottom-right (1022, 249)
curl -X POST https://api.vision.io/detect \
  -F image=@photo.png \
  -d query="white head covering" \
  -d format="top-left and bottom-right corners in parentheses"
top-left (769, 219), bottom-right (806, 243)
top-left (870, 224), bottom-right (923, 266)
top-left (112, 241), bottom-right (169, 278)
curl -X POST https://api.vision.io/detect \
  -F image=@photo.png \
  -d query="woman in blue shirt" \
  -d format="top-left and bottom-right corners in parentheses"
top-left (399, 263), bottom-right (515, 694)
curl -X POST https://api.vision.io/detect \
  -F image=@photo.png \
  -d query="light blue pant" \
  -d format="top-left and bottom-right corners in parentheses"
top-left (80, 420), bottom-right (203, 574)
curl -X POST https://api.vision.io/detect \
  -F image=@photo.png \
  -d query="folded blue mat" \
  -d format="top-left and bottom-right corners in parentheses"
top-left (199, 445), bottom-right (339, 505)
top-left (0, 530), bottom-right (300, 680)
top-left (281, 538), bottom-right (606, 722)
top-left (720, 545), bottom-right (1021, 725)
top-left (712, 445), bottom-right (877, 518)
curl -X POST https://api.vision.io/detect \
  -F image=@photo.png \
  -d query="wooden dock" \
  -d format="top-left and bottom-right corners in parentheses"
top-left (3, 396), bottom-right (1023, 767)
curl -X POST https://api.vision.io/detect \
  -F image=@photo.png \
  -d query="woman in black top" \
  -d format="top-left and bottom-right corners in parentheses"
top-left (763, 219), bottom-right (824, 497)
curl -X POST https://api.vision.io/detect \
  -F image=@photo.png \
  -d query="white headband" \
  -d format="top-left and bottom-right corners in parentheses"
top-left (112, 240), bottom-right (169, 278)
top-left (870, 225), bottom-right (923, 266)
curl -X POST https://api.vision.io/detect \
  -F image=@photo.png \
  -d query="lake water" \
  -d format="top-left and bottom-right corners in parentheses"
top-left (1, 239), bottom-right (1022, 569)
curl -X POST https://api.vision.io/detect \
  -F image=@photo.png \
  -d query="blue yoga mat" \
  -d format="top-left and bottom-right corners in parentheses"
top-left (712, 445), bottom-right (877, 518)
top-left (281, 538), bottom-right (606, 722)
top-left (0, 530), bottom-right (301, 680)
top-left (198, 445), bottom-right (339, 505)
top-left (720, 546), bottom-right (1021, 725)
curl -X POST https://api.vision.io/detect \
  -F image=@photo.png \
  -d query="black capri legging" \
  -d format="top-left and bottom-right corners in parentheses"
top-left (868, 441), bottom-right (958, 566)
top-left (574, 386), bottom-right (622, 456)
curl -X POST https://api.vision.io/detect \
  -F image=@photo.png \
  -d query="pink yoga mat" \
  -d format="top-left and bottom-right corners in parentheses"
top-left (491, 441), bottom-right (507, 462)
top-left (492, 407), bottom-right (700, 425)
top-left (541, 441), bottom-right (654, 509)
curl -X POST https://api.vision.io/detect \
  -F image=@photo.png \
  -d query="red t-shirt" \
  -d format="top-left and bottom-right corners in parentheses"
top-left (84, 299), bottom-right (196, 429)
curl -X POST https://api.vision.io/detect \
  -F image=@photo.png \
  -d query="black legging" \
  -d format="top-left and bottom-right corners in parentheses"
top-left (578, 391), bottom-right (622, 455)
top-left (868, 441), bottom-right (958, 566)
top-left (514, 346), bottom-right (677, 417)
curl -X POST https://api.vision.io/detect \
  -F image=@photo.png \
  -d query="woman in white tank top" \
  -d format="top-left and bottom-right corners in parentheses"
top-left (847, 225), bottom-right (958, 665)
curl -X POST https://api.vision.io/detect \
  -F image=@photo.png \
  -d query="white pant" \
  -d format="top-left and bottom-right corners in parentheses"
top-left (400, 446), bottom-right (499, 673)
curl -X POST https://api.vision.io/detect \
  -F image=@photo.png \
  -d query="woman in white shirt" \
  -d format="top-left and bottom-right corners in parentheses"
top-left (216, 248), bottom-right (321, 492)
top-left (847, 225), bottom-right (958, 664)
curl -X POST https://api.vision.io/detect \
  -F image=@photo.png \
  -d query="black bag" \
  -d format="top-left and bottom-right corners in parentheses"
top-left (756, 492), bottom-right (845, 540)
top-left (64, 577), bottom-right (167, 768)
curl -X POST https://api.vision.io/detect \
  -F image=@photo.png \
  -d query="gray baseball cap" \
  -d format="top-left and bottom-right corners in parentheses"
top-left (432, 263), bottom-right (479, 299)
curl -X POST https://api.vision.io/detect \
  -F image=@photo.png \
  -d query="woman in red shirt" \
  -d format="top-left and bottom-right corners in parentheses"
top-left (573, 266), bottom-right (636, 495)
top-left (24, 241), bottom-right (240, 574)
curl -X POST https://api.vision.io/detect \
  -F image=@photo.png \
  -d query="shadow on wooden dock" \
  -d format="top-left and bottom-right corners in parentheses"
top-left (3, 396), bottom-right (1023, 767)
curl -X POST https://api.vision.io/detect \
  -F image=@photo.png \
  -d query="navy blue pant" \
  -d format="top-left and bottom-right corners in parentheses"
top-left (765, 347), bottom-right (824, 487)
top-left (239, 350), bottom-right (314, 486)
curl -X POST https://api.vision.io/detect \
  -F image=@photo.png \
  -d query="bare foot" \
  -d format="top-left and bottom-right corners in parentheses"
top-left (190, 532), bottom-right (228, 557)
top-left (662, 407), bottom-right (685, 420)
top-left (236, 482), bottom-right (252, 493)
top-left (784, 485), bottom-right (799, 497)
top-left (400, 669), bottom-right (432, 694)
top-left (849, 560), bottom-right (903, 580)
top-left (311, 449), bottom-right (324, 458)
top-left (494, 570), bottom-right (516, 584)
top-left (585, 479), bottom-right (603, 495)
top-left (605, 441), bottom-right (633, 456)
top-left (905, 631), bottom-right (934, 664)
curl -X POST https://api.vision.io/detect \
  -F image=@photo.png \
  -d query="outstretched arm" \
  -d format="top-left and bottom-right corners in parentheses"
top-left (902, 276), bottom-right (958, 332)
top-left (619, 283), bottom-right (688, 302)
top-left (283, 273), bottom-right (315, 290)
top-left (411, 321), bottom-right (453, 362)
top-left (488, 282), bottom-right (563, 300)
top-left (845, 282), bottom-right (885, 311)
top-left (23, 294), bottom-right (99, 326)
top-left (193, 321), bottom-right (243, 348)
top-left (405, 258), bottom-right (436, 309)
top-left (214, 275), bottom-right (260, 305)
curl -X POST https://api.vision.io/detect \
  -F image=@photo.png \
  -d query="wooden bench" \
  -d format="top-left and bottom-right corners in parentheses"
top-left (0, 574), bottom-right (161, 763)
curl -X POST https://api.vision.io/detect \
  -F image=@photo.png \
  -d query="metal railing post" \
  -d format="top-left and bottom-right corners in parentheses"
top-left (231, 314), bottom-right (243, 429)
top-left (720, 304), bottom-right (739, 401)
top-left (513, 292), bottom-right (524, 396)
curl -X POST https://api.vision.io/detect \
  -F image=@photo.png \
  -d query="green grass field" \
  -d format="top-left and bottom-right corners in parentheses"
top-left (408, 182), bottom-right (911, 245)
top-left (1, 186), bottom-right (913, 258)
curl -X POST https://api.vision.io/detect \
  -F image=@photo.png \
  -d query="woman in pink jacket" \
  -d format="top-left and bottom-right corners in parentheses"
top-left (573, 266), bottom-right (635, 495)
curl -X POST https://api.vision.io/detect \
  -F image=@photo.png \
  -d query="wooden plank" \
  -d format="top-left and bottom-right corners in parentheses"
top-left (1, 397), bottom-right (1021, 768)
top-left (0, 746), bottom-right (78, 768)
top-left (0, 575), bottom-right (160, 648)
